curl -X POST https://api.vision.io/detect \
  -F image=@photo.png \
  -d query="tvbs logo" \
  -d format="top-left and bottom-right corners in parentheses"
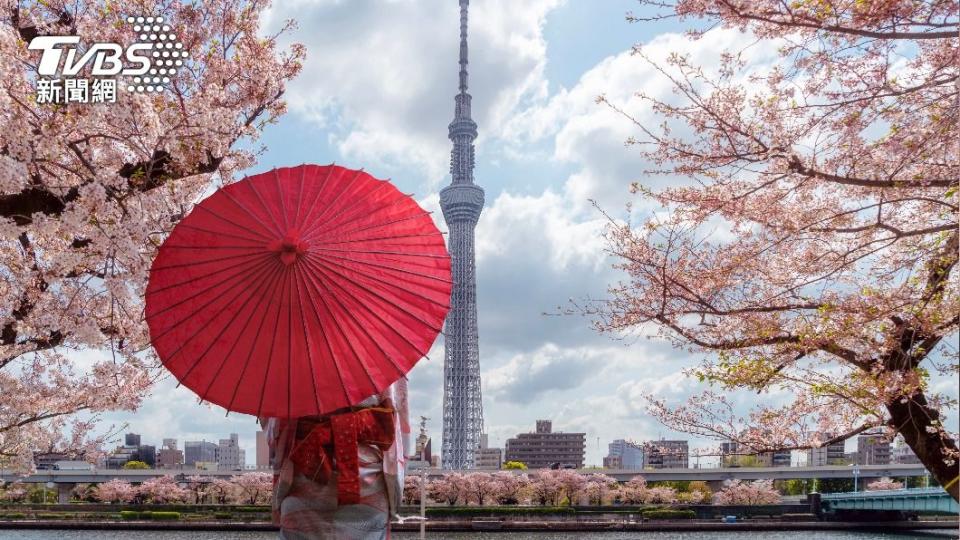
top-left (28, 15), bottom-right (187, 102)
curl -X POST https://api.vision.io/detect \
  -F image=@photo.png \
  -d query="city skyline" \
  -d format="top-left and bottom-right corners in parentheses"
top-left (84, 0), bottom-right (958, 468)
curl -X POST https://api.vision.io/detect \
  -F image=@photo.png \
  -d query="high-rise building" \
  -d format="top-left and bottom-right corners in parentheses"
top-left (217, 433), bottom-right (243, 470)
top-left (440, 0), bottom-right (486, 471)
top-left (157, 439), bottom-right (183, 469)
top-left (184, 440), bottom-right (217, 466)
top-left (125, 433), bottom-right (141, 447)
top-left (256, 431), bottom-right (269, 469)
top-left (136, 444), bottom-right (157, 468)
top-left (807, 435), bottom-right (848, 466)
top-left (504, 420), bottom-right (586, 469)
top-left (606, 439), bottom-right (645, 469)
top-left (474, 433), bottom-right (503, 470)
top-left (644, 439), bottom-right (689, 469)
top-left (857, 431), bottom-right (891, 465)
top-left (720, 440), bottom-right (790, 467)
top-left (602, 455), bottom-right (622, 469)
top-left (893, 438), bottom-right (921, 465)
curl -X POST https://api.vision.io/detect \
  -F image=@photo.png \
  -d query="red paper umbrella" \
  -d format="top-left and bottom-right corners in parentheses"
top-left (145, 164), bottom-right (451, 418)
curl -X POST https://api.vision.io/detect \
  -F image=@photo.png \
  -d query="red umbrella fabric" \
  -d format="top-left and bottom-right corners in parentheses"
top-left (145, 164), bottom-right (451, 418)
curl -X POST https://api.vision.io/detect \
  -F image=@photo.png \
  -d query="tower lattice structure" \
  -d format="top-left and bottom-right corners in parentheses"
top-left (439, 0), bottom-right (485, 470)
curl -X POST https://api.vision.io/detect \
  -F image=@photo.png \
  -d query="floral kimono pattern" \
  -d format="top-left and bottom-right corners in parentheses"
top-left (266, 378), bottom-right (409, 539)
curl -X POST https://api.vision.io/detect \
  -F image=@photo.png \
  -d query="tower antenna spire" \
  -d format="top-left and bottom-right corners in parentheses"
top-left (458, 0), bottom-right (469, 94)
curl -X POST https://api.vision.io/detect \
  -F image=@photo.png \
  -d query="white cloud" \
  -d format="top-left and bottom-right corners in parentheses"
top-left (264, 0), bottom-right (562, 186)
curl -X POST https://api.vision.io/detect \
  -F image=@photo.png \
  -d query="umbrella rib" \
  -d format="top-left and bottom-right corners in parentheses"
top-left (298, 260), bottom-right (407, 379)
top-left (292, 165), bottom-right (307, 233)
top-left (177, 222), bottom-right (270, 245)
top-left (297, 168), bottom-right (366, 240)
top-left (317, 250), bottom-right (452, 275)
top-left (247, 175), bottom-right (287, 236)
top-left (309, 252), bottom-right (451, 304)
top-left (301, 180), bottom-right (391, 243)
top-left (285, 262), bottom-right (293, 419)
top-left (223, 262), bottom-right (290, 415)
top-left (317, 251), bottom-right (453, 285)
top-left (314, 232), bottom-right (450, 248)
top-left (190, 203), bottom-right (274, 243)
top-left (295, 262), bottom-right (354, 408)
top-left (174, 259), bottom-right (284, 384)
top-left (274, 169), bottom-right (290, 233)
top-left (150, 250), bottom-right (270, 272)
top-left (295, 165), bottom-right (339, 237)
top-left (313, 210), bottom-right (434, 240)
top-left (190, 261), bottom-right (286, 399)
top-left (159, 244), bottom-right (271, 250)
top-left (305, 253), bottom-right (450, 316)
top-left (220, 184), bottom-right (283, 238)
top-left (148, 254), bottom-right (275, 326)
top-left (147, 251), bottom-right (273, 296)
top-left (254, 266), bottom-right (291, 419)
top-left (302, 189), bottom-right (416, 243)
top-left (310, 247), bottom-right (450, 259)
top-left (291, 263), bottom-right (323, 416)
top-left (301, 257), bottom-right (437, 360)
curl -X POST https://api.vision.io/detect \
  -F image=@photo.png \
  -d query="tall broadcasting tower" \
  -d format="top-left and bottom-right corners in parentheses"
top-left (439, 0), bottom-right (485, 470)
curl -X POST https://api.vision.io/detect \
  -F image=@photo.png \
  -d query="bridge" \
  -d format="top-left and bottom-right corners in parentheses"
top-left (822, 487), bottom-right (959, 515)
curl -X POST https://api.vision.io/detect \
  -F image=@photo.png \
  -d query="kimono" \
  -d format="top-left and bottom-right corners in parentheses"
top-left (266, 379), bottom-right (409, 539)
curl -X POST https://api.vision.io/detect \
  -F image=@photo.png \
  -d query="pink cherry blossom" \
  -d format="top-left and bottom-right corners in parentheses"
top-left (714, 479), bottom-right (781, 505)
top-left (229, 472), bottom-right (273, 504)
top-left (591, 0), bottom-right (959, 501)
top-left (94, 478), bottom-right (136, 504)
top-left (866, 477), bottom-right (905, 491)
top-left (137, 475), bottom-right (187, 504)
top-left (0, 1), bottom-right (303, 472)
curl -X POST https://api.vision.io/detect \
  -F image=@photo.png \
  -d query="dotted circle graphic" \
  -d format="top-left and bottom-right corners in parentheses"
top-left (124, 15), bottom-right (188, 93)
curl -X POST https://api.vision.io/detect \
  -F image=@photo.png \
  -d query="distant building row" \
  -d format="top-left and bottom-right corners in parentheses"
top-left (37, 432), bottom-right (247, 471)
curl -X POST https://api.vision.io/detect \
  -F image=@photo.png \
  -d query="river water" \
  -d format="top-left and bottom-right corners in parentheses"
top-left (0, 531), bottom-right (957, 539)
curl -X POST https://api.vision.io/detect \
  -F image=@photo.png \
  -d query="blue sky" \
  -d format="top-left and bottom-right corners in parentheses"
top-left (98, 0), bottom-right (957, 467)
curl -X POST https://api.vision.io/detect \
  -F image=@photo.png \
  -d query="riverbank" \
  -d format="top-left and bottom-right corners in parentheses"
top-left (1, 519), bottom-right (957, 533)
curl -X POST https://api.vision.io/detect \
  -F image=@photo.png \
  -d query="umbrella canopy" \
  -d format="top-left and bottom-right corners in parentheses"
top-left (145, 164), bottom-right (451, 418)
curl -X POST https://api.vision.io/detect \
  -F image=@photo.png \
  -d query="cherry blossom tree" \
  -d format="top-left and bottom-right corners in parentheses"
top-left (463, 472), bottom-right (500, 506)
top-left (208, 477), bottom-right (239, 504)
top-left (528, 469), bottom-right (564, 506)
top-left (184, 475), bottom-right (210, 504)
top-left (591, 0), bottom-right (959, 499)
top-left (582, 473), bottom-right (617, 505)
top-left (714, 480), bottom-right (782, 505)
top-left (619, 475), bottom-right (649, 505)
top-left (867, 477), bottom-right (905, 491)
top-left (554, 468), bottom-right (587, 505)
top-left (230, 472), bottom-right (272, 504)
top-left (137, 475), bottom-right (187, 504)
top-left (491, 471), bottom-right (529, 505)
top-left (645, 485), bottom-right (678, 504)
top-left (0, 1), bottom-right (304, 471)
top-left (428, 473), bottom-right (465, 506)
top-left (94, 478), bottom-right (136, 504)
top-left (71, 483), bottom-right (96, 502)
top-left (0, 482), bottom-right (27, 502)
top-left (402, 475), bottom-right (421, 505)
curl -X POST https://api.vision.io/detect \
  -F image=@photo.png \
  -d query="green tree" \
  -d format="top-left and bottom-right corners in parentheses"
top-left (816, 478), bottom-right (855, 494)
top-left (503, 461), bottom-right (527, 470)
top-left (123, 461), bottom-right (150, 470)
top-left (777, 479), bottom-right (811, 496)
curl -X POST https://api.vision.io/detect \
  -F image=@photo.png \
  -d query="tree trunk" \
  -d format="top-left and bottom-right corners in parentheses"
top-left (886, 389), bottom-right (960, 502)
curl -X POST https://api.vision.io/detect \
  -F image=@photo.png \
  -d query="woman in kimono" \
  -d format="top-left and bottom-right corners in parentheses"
top-left (265, 378), bottom-right (409, 539)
